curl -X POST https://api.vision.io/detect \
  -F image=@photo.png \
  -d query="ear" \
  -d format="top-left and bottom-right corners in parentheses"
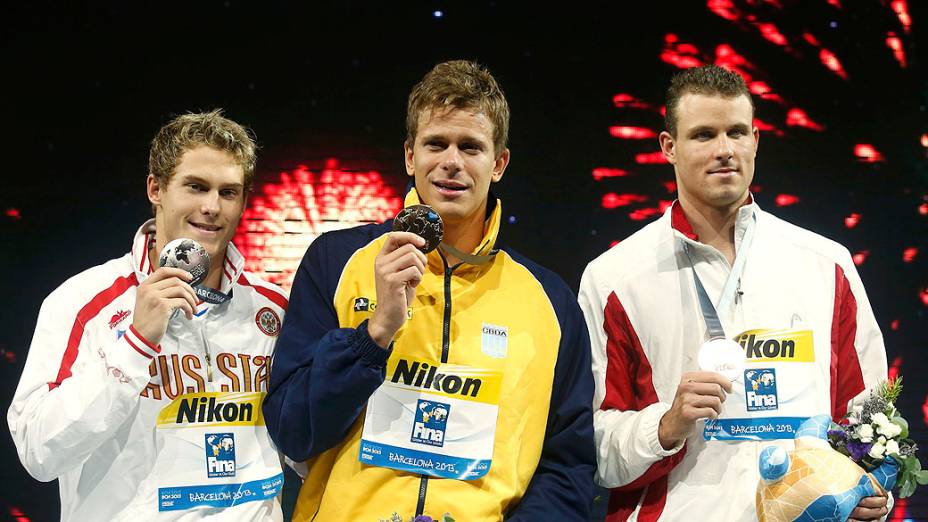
top-left (147, 175), bottom-right (162, 207)
top-left (752, 125), bottom-right (760, 155)
top-left (404, 140), bottom-right (415, 177)
top-left (490, 148), bottom-right (510, 183)
top-left (659, 131), bottom-right (677, 165)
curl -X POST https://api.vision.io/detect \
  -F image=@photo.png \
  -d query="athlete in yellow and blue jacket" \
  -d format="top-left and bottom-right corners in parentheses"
top-left (264, 60), bottom-right (594, 521)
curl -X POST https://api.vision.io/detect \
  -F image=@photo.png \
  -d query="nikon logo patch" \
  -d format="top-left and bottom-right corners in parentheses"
top-left (735, 329), bottom-right (814, 362)
top-left (156, 392), bottom-right (266, 428)
top-left (391, 360), bottom-right (482, 398)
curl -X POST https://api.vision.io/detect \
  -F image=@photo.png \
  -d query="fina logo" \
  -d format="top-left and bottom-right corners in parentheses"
top-left (205, 433), bottom-right (236, 478)
top-left (411, 399), bottom-right (450, 448)
top-left (744, 368), bottom-right (778, 412)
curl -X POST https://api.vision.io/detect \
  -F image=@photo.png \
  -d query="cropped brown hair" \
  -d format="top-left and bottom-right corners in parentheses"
top-left (149, 109), bottom-right (257, 193)
top-left (665, 65), bottom-right (754, 137)
top-left (406, 60), bottom-right (510, 157)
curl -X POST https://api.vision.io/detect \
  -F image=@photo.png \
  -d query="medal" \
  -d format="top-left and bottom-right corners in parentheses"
top-left (159, 238), bottom-right (210, 286)
top-left (698, 338), bottom-right (745, 381)
top-left (393, 204), bottom-right (444, 253)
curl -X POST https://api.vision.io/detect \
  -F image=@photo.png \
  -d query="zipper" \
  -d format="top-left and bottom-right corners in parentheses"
top-left (416, 262), bottom-right (455, 516)
top-left (199, 320), bottom-right (213, 383)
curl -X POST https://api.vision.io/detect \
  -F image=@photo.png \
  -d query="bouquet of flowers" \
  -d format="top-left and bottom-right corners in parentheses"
top-left (827, 377), bottom-right (928, 498)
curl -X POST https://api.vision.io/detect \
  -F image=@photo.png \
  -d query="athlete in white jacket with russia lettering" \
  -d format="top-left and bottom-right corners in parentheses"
top-left (8, 111), bottom-right (287, 521)
top-left (579, 66), bottom-right (890, 521)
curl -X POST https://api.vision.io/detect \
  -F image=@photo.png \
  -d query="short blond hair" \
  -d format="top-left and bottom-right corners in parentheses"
top-left (406, 60), bottom-right (510, 157)
top-left (149, 109), bottom-right (257, 194)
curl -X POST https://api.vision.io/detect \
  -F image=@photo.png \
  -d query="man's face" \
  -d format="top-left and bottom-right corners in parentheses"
top-left (659, 93), bottom-right (759, 211)
top-left (405, 108), bottom-right (510, 230)
top-left (147, 145), bottom-right (246, 262)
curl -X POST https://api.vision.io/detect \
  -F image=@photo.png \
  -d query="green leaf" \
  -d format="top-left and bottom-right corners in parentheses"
top-left (898, 476), bottom-right (916, 498)
top-left (915, 469), bottom-right (928, 486)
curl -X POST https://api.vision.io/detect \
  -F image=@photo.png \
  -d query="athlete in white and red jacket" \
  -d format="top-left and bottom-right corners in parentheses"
top-left (579, 66), bottom-right (890, 521)
top-left (8, 111), bottom-right (288, 521)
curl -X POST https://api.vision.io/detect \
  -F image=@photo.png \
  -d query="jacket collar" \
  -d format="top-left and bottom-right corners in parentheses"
top-left (669, 194), bottom-right (757, 246)
top-left (130, 219), bottom-right (245, 295)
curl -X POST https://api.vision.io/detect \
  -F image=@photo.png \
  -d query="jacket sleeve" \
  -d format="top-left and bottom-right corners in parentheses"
top-left (507, 285), bottom-right (596, 520)
top-left (578, 267), bottom-right (685, 490)
top-left (263, 232), bottom-right (391, 462)
top-left (7, 284), bottom-right (157, 482)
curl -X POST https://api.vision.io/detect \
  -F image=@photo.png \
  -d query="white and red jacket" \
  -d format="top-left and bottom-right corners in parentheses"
top-left (578, 201), bottom-right (887, 521)
top-left (8, 221), bottom-right (289, 521)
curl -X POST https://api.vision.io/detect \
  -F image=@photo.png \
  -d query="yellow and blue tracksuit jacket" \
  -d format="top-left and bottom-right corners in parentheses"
top-left (264, 189), bottom-right (595, 520)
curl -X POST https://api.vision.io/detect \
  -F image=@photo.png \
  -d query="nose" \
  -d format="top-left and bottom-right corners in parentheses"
top-left (201, 190), bottom-right (221, 215)
top-left (439, 146), bottom-right (462, 174)
top-left (714, 134), bottom-right (734, 160)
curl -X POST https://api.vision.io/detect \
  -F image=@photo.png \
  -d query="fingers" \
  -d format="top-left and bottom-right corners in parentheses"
top-left (158, 285), bottom-right (198, 315)
top-left (682, 371), bottom-right (734, 392)
top-left (145, 267), bottom-right (194, 285)
top-left (379, 245), bottom-right (427, 276)
top-left (848, 495), bottom-right (889, 521)
top-left (381, 232), bottom-right (426, 254)
top-left (166, 297), bottom-right (195, 320)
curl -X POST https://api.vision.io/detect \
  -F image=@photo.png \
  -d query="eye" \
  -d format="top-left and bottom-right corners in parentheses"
top-left (729, 129), bottom-right (746, 138)
top-left (187, 183), bottom-right (206, 192)
top-left (694, 131), bottom-right (713, 141)
top-left (220, 189), bottom-right (239, 199)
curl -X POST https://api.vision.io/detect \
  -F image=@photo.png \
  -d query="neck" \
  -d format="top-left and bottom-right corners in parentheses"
top-left (441, 209), bottom-right (486, 266)
top-left (678, 193), bottom-right (746, 265)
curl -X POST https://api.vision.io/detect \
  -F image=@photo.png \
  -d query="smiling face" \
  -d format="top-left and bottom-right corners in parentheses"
top-left (659, 93), bottom-right (759, 213)
top-left (405, 107), bottom-right (510, 234)
top-left (147, 145), bottom-right (246, 265)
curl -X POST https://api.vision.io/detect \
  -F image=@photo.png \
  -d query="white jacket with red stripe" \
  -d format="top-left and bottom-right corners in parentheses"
top-left (8, 220), bottom-right (289, 521)
top-left (578, 201), bottom-right (887, 521)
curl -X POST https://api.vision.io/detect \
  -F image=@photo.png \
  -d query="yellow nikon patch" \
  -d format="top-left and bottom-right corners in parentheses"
top-left (735, 329), bottom-right (814, 363)
top-left (157, 392), bottom-right (265, 428)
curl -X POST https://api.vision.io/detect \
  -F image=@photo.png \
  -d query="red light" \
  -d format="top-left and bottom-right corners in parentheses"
top-left (890, 319), bottom-right (900, 331)
top-left (662, 181), bottom-right (677, 193)
top-left (609, 240), bottom-right (621, 248)
top-left (601, 193), bottom-right (648, 209)
top-left (658, 200), bottom-right (673, 213)
top-left (886, 33), bottom-right (906, 68)
top-left (756, 23), bottom-right (788, 46)
top-left (920, 288), bottom-right (928, 306)
top-left (592, 167), bottom-right (630, 180)
top-left (612, 93), bottom-right (654, 110)
top-left (750, 184), bottom-right (763, 193)
top-left (802, 32), bottom-right (821, 47)
top-left (903, 247), bottom-right (917, 262)
top-left (889, 497), bottom-right (908, 521)
top-left (923, 394), bottom-right (928, 425)
top-left (714, 44), bottom-right (755, 82)
top-left (854, 144), bottom-right (885, 163)
top-left (844, 213), bottom-right (861, 229)
top-left (8, 506), bottom-right (30, 522)
top-left (826, 0), bottom-right (842, 8)
top-left (786, 108), bottom-right (825, 131)
top-left (753, 118), bottom-right (784, 136)
top-left (706, 0), bottom-right (740, 21)
top-left (921, 134), bottom-right (928, 148)
top-left (890, 0), bottom-right (912, 33)
top-left (748, 81), bottom-right (784, 103)
top-left (629, 207), bottom-right (660, 221)
top-left (819, 48), bottom-right (848, 79)
top-left (888, 356), bottom-right (903, 381)
top-left (233, 160), bottom-right (404, 290)
top-left (609, 126), bottom-right (657, 139)
top-left (920, 203), bottom-right (928, 215)
top-left (775, 194), bottom-right (799, 207)
top-left (661, 34), bottom-right (705, 69)
top-left (852, 250), bottom-right (869, 266)
top-left (635, 151), bottom-right (668, 164)
top-left (5, 208), bottom-right (20, 220)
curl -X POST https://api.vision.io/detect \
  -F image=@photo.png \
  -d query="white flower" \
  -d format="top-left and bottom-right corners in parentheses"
top-left (847, 416), bottom-right (859, 426)
top-left (869, 442), bottom-right (886, 459)
top-left (878, 435), bottom-right (887, 445)
top-left (871, 412), bottom-right (890, 426)
top-left (852, 404), bottom-right (864, 415)
top-left (856, 424), bottom-right (874, 443)
top-left (876, 422), bottom-right (901, 438)
top-left (885, 440), bottom-right (900, 456)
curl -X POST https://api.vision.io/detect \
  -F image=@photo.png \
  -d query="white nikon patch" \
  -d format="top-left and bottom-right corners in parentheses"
top-left (481, 323), bottom-right (508, 358)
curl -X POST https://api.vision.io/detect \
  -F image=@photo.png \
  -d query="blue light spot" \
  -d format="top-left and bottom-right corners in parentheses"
top-left (508, 215), bottom-right (517, 224)
top-left (433, 10), bottom-right (444, 18)
top-left (829, 21), bottom-right (838, 28)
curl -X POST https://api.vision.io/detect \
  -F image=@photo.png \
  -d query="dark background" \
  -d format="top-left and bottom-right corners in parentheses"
top-left (1, 1), bottom-right (926, 520)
